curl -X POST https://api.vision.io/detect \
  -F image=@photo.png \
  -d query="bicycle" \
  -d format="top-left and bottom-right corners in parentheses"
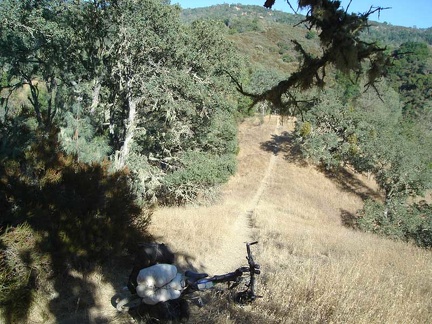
top-left (182, 241), bottom-right (261, 304)
top-left (116, 241), bottom-right (261, 312)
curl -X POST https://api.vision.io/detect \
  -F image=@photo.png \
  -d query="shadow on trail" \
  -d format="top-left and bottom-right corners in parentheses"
top-left (260, 131), bottom-right (308, 166)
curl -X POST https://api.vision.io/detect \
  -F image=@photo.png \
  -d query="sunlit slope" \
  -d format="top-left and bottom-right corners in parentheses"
top-left (150, 115), bottom-right (432, 323)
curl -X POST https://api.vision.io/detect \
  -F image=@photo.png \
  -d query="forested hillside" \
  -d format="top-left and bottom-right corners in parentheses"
top-left (1, 1), bottom-right (431, 323)
top-left (182, 4), bottom-right (432, 45)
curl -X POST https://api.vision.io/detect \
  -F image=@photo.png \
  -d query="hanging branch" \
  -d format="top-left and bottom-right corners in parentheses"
top-left (238, 0), bottom-right (392, 111)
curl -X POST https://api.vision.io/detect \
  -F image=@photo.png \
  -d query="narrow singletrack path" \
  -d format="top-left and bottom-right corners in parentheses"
top-left (147, 115), bottom-right (287, 276)
top-left (207, 116), bottom-right (282, 274)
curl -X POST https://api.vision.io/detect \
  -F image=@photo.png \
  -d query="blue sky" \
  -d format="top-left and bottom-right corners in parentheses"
top-left (173, 0), bottom-right (432, 29)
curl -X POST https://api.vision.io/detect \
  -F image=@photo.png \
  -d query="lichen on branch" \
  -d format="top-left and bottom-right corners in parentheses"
top-left (235, 0), bottom-right (391, 112)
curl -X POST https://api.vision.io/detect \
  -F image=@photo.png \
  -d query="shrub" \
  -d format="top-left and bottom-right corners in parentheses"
top-left (305, 30), bottom-right (317, 39)
top-left (282, 53), bottom-right (295, 62)
top-left (298, 121), bottom-right (312, 137)
top-left (161, 151), bottom-right (236, 204)
top-left (357, 199), bottom-right (432, 248)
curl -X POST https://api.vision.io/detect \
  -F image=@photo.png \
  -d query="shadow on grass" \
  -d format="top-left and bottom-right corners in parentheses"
top-left (127, 298), bottom-right (190, 324)
top-left (317, 166), bottom-right (381, 202)
top-left (317, 166), bottom-right (381, 231)
top-left (0, 239), bottom-right (37, 323)
top-left (259, 129), bottom-right (381, 231)
top-left (340, 209), bottom-right (360, 229)
top-left (260, 131), bottom-right (308, 166)
top-left (0, 133), bottom-right (153, 323)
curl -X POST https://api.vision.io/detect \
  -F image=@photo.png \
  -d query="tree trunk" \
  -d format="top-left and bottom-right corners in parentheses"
top-left (114, 96), bottom-right (138, 170)
top-left (46, 77), bottom-right (58, 127)
top-left (90, 81), bottom-right (101, 115)
top-left (27, 81), bottom-right (42, 126)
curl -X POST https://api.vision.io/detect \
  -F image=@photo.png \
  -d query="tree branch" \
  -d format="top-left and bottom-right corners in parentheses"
top-left (246, 0), bottom-right (393, 111)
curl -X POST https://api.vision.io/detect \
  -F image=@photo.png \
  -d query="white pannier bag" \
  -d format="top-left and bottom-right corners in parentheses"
top-left (136, 264), bottom-right (184, 305)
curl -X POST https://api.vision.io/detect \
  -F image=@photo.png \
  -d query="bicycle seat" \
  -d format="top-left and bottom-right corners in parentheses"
top-left (184, 270), bottom-right (208, 280)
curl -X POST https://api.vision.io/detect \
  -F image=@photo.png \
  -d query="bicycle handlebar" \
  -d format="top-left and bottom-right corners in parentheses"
top-left (235, 241), bottom-right (260, 303)
top-left (246, 241), bottom-right (259, 271)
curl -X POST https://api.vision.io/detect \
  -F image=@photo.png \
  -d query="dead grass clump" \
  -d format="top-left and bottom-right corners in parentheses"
top-left (0, 224), bottom-right (41, 323)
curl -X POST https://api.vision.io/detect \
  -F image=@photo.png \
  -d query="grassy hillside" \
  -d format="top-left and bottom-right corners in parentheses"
top-left (147, 115), bottom-right (432, 323)
top-left (181, 4), bottom-right (304, 26)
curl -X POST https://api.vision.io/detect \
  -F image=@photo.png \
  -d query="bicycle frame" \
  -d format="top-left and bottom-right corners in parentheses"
top-left (184, 241), bottom-right (261, 303)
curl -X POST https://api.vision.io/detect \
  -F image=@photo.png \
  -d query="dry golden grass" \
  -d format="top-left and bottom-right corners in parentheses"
top-left (149, 115), bottom-right (277, 274)
top-left (149, 115), bottom-right (432, 323)
top-left (254, 166), bottom-right (432, 323)
top-left (21, 115), bottom-right (431, 323)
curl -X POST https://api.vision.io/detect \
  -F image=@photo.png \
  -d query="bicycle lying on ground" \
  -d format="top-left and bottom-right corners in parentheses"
top-left (115, 241), bottom-right (261, 313)
top-left (182, 241), bottom-right (261, 304)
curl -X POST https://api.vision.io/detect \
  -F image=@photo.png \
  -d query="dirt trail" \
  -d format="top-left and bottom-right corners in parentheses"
top-left (147, 115), bottom-right (285, 276)
top-left (248, 118), bottom-right (281, 214)
top-left (203, 116), bottom-right (282, 274)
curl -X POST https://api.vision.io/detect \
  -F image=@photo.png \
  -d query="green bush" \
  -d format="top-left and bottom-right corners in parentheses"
top-left (282, 53), bottom-right (295, 62)
top-left (161, 151), bottom-right (236, 204)
top-left (277, 41), bottom-right (290, 54)
top-left (305, 30), bottom-right (317, 39)
top-left (228, 17), bottom-right (262, 33)
top-left (298, 121), bottom-right (312, 137)
top-left (357, 199), bottom-right (432, 248)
